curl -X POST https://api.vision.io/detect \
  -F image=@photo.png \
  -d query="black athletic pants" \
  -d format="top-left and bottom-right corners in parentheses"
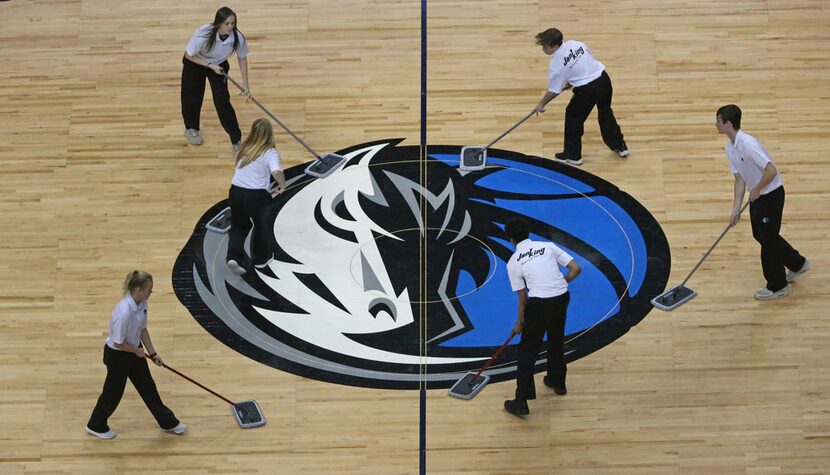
top-left (749, 186), bottom-right (805, 292)
top-left (87, 345), bottom-right (179, 433)
top-left (227, 185), bottom-right (273, 267)
top-left (563, 70), bottom-right (625, 159)
top-left (181, 57), bottom-right (242, 144)
top-left (515, 292), bottom-right (570, 401)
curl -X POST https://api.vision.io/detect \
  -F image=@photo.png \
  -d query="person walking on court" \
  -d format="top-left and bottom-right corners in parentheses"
top-left (502, 218), bottom-right (581, 417)
top-left (715, 104), bottom-right (810, 300)
top-left (86, 270), bottom-right (186, 439)
top-left (533, 27), bottom-right (627, 166)
top-left (182, 6), bottom-right (251, 156)
top-left (226, 118), bottom-right (286, 276)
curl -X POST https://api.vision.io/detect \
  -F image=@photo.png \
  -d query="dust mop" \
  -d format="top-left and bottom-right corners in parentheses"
top-left (145, 354), bottom-right (265, 429)
top-left (225, 73), bottom-right (346, 178)
top-left (460, 109), bottom-right (536, 171)
top-left (448, 331), bottom-right (516, 400)
top-left (652, 201), bottom-right (750, 311)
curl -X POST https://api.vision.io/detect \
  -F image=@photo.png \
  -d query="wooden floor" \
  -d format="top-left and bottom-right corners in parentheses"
top-left (2, 0), bottom-right (829, 473)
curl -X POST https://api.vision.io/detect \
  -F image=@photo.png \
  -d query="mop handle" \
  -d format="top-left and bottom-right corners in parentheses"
top-left (473, 331), bottom-right (517, 379)
top-left (144, 354), bottom-right (241, 409)
top-left (224, 73), bottom-right (322, 160)
top-left (481, 109), bottom-right (537, 151)
top-left (678, 201), bottom-right (750, 288)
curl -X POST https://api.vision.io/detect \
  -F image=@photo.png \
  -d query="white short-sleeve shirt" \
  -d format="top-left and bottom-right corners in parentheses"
top-left (507, 238), bottom-right (574, 298)
top-left (185, 24), bottom-right (249, 64)
top-left (232, 148), bottom-right (282, 190)
top-left (105, 294), bottom-right (148, 350)
top-left (725, 130), bottom-right (783, 195)
top-left (548, 40), bottom-right (605, 94)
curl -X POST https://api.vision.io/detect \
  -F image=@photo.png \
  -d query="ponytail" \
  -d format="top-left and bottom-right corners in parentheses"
top-left (122, 270), bottom-right (153, 294)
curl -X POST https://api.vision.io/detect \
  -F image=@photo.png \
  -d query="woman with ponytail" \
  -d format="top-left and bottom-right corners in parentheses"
top-left (226, 118), bottom-right (286, 275)
top-left (85, 271), bottom-right (186, 439)
top-left (181, 6), bottom-right (252, 155)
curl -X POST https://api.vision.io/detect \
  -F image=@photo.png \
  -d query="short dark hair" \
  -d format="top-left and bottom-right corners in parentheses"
top-left (717, 104), bottom-right (742, 130)
top-left (504, 218), bottom-right (530, 242)
top-left (535, 28), bottom-right (563, 48)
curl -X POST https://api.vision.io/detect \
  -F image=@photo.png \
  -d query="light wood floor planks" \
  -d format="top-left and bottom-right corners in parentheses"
top-left (1, 0), bottom-right (829, 473)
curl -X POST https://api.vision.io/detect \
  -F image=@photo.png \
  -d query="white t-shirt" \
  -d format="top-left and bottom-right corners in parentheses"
top-left (232, 148), bottom-right (282, 190)
top-left (105, 294), bottom-right (148, 350)
top-left (507, 238), bottom-right (574, 298)
top-left (185, 24), bottom-right (249, 64)
top-left (547, 40), bottom-right (605, 94)
top-left (726, 130), bottom-right (783, 195)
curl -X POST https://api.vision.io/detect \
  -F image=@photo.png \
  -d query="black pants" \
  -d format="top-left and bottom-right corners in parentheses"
top-left (228, 185), bottom-right (274, 266)
top-left (563, 70), bottom-right (625, 158)
top-left (87, 345), bottom-right (179, 433)
top-left (180, 57), bottom-right (242, 144)
top-left (749, 186), bottom-right (805, 292)
top-left (515, 292), bottom-right (570, 401)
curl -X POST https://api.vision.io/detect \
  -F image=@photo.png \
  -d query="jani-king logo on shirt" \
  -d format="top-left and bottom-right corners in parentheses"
top-left (173, 139), bottom-right (670, 389)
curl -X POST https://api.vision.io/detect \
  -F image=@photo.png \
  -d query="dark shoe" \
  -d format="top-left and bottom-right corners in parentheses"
top-left (615, 144), bottom-right (629, 158)
top-left (554, 152), bottom-right (583, 166)
top-left (503, 399), bottom-right (529, 417)
top-left (543, 376), bottom-right (567, 395)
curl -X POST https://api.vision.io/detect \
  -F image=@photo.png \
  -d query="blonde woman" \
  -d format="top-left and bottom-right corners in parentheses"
top-left (86, 271), bottom-right (186, 439)
top-left (227, 118), bottom-right (286, 275)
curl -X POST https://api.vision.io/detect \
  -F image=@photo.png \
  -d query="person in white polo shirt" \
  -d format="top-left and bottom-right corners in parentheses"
top-left (716, 104), bottom-right (810, 300)
top-left (226, 118), bottom-right (287, 276)
top-left (533, 28), bottom-right (627, 166)
top-left (503, 218), bottom-right (581, 417)
top-left (86, 270), bottom-right (186, 439)
top-left (181, 6), bottom-right (251, 155)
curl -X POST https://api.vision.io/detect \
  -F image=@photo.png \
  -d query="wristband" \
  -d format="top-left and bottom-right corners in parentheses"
top-left (149, 352), bottom-right (157, 358)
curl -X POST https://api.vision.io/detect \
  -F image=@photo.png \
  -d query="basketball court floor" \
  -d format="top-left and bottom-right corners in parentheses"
top-left (1, 0), bottom-right (829, 473)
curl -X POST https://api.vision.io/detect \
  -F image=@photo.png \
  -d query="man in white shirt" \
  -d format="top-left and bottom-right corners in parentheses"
top-left (716, 104), bottom-right (810, 300)
top-left (503, 218), bottom-right (581, 417)
top-left (533, 28), bottom-right (628, 166)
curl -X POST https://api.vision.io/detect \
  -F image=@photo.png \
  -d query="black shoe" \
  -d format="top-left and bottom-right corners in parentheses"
top-left (543, 376), bottom-right (567, 395)
top-left (503, 399), bottom-right (529, 417)
top-left (554, 152), bottom-right (584, 166)
top-left (615, 144), bottom-right (629, 158)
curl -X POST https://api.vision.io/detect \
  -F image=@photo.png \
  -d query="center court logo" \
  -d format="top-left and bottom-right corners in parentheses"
top-left (172, 139), bottom-right (670, 389)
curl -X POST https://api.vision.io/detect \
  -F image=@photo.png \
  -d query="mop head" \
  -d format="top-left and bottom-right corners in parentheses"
top-left (460, 146), bottom-right (487, 171)
top-left (205, 207), bottom-right (232, 234)
top-left (305, 153), bottom-right (347, 178)
top-left (231, 400), bottom-right (266, 429)
top-left (448, 372), bottom-right (491, 400)
top-left (651, 285), bottom-right (697, 311)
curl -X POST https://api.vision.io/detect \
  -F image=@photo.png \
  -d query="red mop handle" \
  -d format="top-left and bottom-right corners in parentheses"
top-left (144, 354), bottom-right (240, 409)
top-left (472, 331), bottom-right (517, 379)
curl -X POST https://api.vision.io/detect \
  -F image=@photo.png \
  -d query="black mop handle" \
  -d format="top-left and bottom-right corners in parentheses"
top-left (481, 110), bottom-right (537, 151)
top-left (224, 73), bottom-right (322, 160)
top-left (145, 354), bottom-right (241, 409)
top-left (473, 331), bottom-right (517, 379)
top-left (678, 201), bottom-right (750, 288)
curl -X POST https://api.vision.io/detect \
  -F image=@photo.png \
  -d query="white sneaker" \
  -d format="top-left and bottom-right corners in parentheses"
top-left (227, 259), bottom-right (246, 276)
top-left (184, 129), bottom-right (203, 145)
top-left (161, 422), bottom-right (187, 435)
top-left (786, 259), bottom-right (811, 283)
top-left (85, 426), bottom-right (117, 439)
top-left (754, 286), bottom-right (790, 301)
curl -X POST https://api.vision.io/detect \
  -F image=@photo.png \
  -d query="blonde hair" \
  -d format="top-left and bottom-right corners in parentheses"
top-left (236, 118), bottom-right (275, 168)
top-left (122, 270), bottom-right (153, 294)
